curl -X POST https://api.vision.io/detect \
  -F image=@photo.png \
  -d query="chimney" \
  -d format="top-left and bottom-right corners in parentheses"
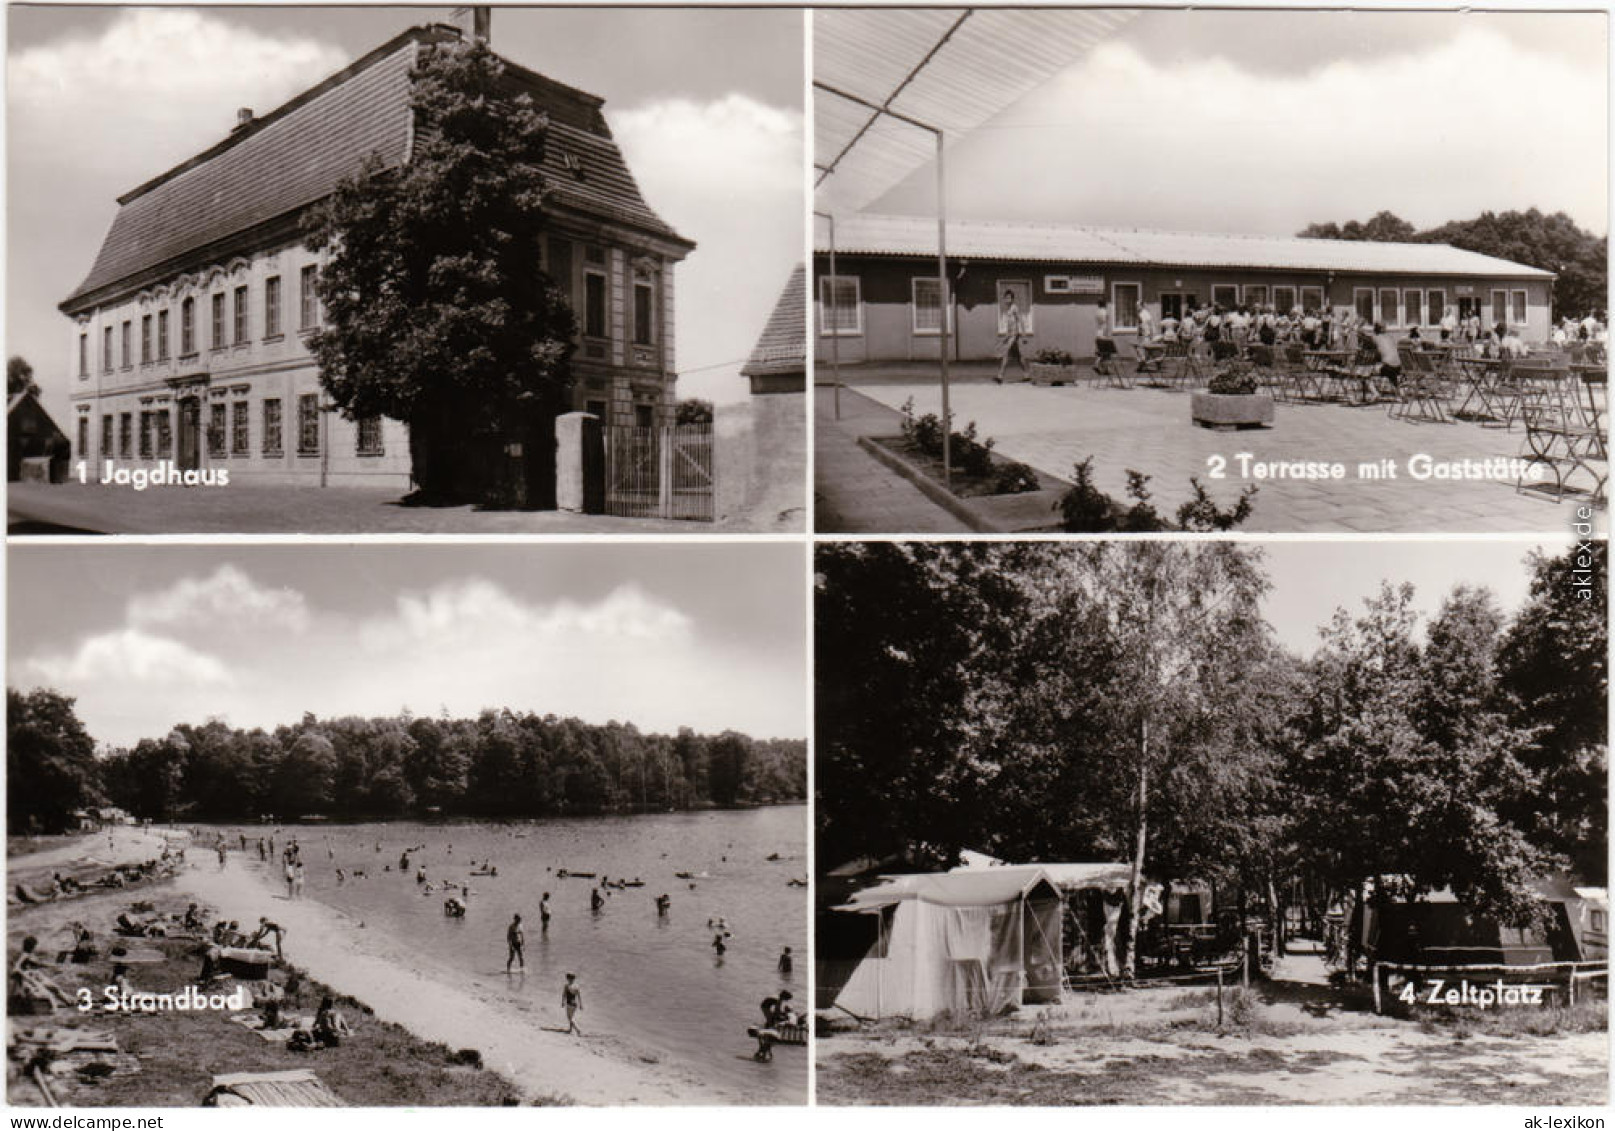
top-left (234, 107), bottom-right (254, 131)
top-left (472, 6), bottom-right (491, 44)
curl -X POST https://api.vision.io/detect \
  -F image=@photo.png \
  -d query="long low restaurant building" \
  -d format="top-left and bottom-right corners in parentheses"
top-left (814, 214), bottom-right (1554, 365)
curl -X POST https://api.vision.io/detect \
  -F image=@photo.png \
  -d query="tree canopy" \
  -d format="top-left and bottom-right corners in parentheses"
top-left (8, 355), bottom-right (39, 398)
top-left (8, 688), bottom-right (102, 834)
top-left (306, 39), bottom-right (577, 503)
top-left (1298, 208), bottom-right (1607, 319)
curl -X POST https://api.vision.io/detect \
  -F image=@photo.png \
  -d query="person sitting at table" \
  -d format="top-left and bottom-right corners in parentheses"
top-left (1370, 323), bottom-right (1402, 387)
top-left (1500, 326), bottom-right (1530, 359)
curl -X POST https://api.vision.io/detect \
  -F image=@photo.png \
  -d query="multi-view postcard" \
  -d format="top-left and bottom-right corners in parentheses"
top-left (8, 5), bottom-right (806, 534)
top-left (812, 8), bottom-right (1608, 535)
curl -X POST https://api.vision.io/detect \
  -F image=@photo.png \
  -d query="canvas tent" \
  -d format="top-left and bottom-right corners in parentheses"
top-left (949, 860), bottom-right (1143, 977)
top-left (833, 868), bottom-right (1063, 1021)
top-left (1361, 878), bottom-right (1608, 966)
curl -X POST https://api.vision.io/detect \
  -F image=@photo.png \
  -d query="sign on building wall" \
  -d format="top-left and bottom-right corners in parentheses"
top-left (1044, 275), bottom-right (1105, 295)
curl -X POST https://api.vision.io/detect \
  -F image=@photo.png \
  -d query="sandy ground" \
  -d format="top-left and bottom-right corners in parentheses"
top-left (817, 966), bottom-right (1609, 1106)
top-left (171, 856), bottom-right (742, 1104)
top-left (10, 826), bottom-right (175, 877)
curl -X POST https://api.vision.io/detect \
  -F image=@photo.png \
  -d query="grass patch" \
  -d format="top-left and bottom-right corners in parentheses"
top-left (1416, 997), bottom-right (1607, 1039)
top-left (8, 888), bottom-right (532, 1107)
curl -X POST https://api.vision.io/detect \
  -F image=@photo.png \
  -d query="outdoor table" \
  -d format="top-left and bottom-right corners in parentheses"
top-left (1301, 350), bottom-right (1351, 402)
top-left (1452, 356), bottom-right (1506, 423)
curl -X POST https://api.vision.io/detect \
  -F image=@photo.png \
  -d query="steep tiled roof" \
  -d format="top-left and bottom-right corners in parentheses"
top-left (818, 213), bottom-right (1554, 280)
top-left (63, 25), bottom-right (689, 313)
top-left (741, 265), bottom-right (805, 377)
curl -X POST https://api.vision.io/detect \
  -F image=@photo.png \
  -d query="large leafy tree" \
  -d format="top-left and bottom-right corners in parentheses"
top-left (8, 356), bottom-right (39, 398)
top-left (7, 688), bottom-right (102, 833)
top-left (306, 39), bottom-right (577, 505)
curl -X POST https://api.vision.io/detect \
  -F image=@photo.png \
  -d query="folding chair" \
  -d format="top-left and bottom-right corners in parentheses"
top-left (1389, 350), bottom-right (1449, 424)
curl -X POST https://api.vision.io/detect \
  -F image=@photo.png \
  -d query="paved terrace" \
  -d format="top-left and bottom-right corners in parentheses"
top-left (824, 362), bottom-right (1605, 535)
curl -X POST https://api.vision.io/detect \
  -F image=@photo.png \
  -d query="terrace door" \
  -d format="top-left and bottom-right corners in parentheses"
top-left (178, 397), bottom-right (201, 471)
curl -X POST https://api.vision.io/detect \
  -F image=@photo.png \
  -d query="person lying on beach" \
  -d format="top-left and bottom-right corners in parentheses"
top-left (562, 973), bottom-right (583, 1035)
top-left (10, 936), bottom-right (73, 1009)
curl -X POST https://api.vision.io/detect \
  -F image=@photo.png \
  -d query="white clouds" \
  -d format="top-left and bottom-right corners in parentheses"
top-left (129, 565), bottom-right (311, 635)
top-left (360, 580), bottom-right (692, 651)
top-left (27, 628), bottom-right (232, 687)
top-left (612, 95), bottom-right (804, 404)
top-left (925, 28), bottom-right (1607, 237)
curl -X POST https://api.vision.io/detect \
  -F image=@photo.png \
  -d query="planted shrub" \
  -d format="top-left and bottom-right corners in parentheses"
top-left (992, 460), bottom-right (1042, 495)
top-left (1206, 360), bottom-right (1259, 396)
top-left (1056, 458), bottom-right (1257, 532)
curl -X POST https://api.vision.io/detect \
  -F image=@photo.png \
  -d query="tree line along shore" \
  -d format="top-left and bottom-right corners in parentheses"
top-left (8, 706), bottom-right (807, 833)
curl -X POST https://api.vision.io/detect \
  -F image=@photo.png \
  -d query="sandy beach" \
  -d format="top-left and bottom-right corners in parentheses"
top-left (171, 853), bottom-right (743, 1104)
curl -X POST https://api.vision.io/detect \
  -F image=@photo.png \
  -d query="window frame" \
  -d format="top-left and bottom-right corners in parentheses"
top-left (211, 293), bottom-right (227, 350)
top-left (140, 315), bottom-right (153, 364)
top-left (262, 398), bottom-right (283, 456)
top-left (1111, 281), bottom-right (1143, 332)
top-left (297, 394), bottom-right (320, 456)
top-left (233, 286), bottom-right (249, 345)
top-left (910, 276), bottom-right (952, 336)
top-left (1243, 283), bottom-right (1270, 309)
top-left (356, 415), bottom-right (384, 457)
top-left (1352, 288), bottom-right (1375, 322)
top-left (156, 410), bottom-right (172, 458)
top-left (102, 326), bottom-right (114, 373)
top-left (1427, 289), bottom-right (1446, 326)
top-left (1272, 286), bottom-right (1298, 315)
top-left (181, 297), bottom-right (196, 356)
top-left (118, 412), bottom-right (133, 460)
top-left (818, 274), bottom-right (864, 337)
top-left (139, 411), bottom-right (153, 459)
top-left (1511, 289), bottom-right (1528, 326)
top-left (1378, 287), bottom-right (1400, 328)
top-left (632, 277), bottom-right (655, 347)
top-left (299, 265), bottom-right (319, 331)
top-left (121, 321), bottom-right (132, 369)
top-left (1211, 283), bottom-right (1239, 309)
top-left (1402, 289), bottom-right (1423, 328)
top-left (231, 400), bottom-right (250, 456)
top-left (207, 403), bottom-right (227, 458)
top-left (1491, 288), bottom-right (1509, 327)
top-left (157, 308), bottom-right (170, 360)
top-left (583, 267), bottom-right (610, 340)
top-left (1300, 285), bottom-right (1325, 313)
top-left (100, 414), bottom-right (113, 458)
top-left (77, 417), bottom-right (89, 460)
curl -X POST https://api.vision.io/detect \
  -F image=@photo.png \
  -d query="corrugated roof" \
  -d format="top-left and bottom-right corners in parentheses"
top-left (741, 264), bottom-right (805, 377)
top-left (63, 25), bottom-right (688, 312)
top-left (815, 9), bottom-right (1136, 215)
top-left (819, 213), bottom-right (1553, 279)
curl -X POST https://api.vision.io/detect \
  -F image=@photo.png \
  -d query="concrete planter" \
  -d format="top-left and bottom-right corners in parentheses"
top-left (1029, 362), bottom-right (1077, 387)
top-left (1191, 391), bottom-right (1274, 429)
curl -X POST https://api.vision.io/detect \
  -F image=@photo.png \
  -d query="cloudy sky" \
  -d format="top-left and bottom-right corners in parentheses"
top-left (7, 6), bottom-right (804, 426)
top-left (1258, 537), bottom-right (1563, 656)
top-left (8, 543), bottom-right (807, 747)
top-left (866, 9), bottom-right (1606, 237)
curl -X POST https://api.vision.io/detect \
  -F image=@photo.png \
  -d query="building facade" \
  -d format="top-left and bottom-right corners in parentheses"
top-left (814, 215), bottom-right (1554, 365)
top-left (60, 23), bottom-right (693, 488)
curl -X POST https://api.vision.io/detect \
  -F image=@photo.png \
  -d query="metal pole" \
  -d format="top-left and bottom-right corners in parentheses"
top-left (815, 211), bottom-right (843, 421)
top-left (936, 131), bottom-right (950, 490)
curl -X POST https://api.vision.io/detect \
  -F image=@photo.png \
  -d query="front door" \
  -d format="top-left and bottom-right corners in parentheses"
top-left (178, 397), bottom-right (201, 471)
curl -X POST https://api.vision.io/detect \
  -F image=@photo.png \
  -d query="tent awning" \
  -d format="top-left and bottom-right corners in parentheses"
top-left (814, 8), bottom-right (1136, 215)
top-left (836, 867), bottom-right (1059, 912)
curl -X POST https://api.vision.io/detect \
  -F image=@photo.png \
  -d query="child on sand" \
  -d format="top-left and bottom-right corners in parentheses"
top-left (562, 973), bottom-right (583, 1035)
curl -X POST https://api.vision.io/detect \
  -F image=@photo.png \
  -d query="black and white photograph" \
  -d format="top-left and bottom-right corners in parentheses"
top-left (6, 542), bottom-right (808, 1105)
top-left (8, 5), bottom-right (806, 533)
top-left (812, 9), bottom-right (1608, 534)
top-left (815, 538), bottom-right (1607, 1104)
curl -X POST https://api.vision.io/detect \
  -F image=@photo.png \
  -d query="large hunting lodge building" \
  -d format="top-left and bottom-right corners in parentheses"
top-left (60, 22), bottom-right (692, 488)
top-left (815, 214), bottom-right (1554, 365)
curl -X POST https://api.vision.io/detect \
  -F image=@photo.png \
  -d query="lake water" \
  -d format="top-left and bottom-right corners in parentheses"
top-left (203, 806), bottom-right (807, 1102)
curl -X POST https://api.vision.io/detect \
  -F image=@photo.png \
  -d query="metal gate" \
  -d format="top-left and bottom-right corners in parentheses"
top-left (602, 423), bottom-right (714, 521)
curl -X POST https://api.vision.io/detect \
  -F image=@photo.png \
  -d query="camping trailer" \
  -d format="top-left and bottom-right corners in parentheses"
top-left (832, 869), bottom-right (1064, 1021)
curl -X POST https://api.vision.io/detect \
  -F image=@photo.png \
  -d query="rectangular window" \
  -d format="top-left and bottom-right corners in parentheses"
top-left (139, 411), bottom-right (153, 459)
top-left (78, 332), bottom-right (88, 377)
top-left (118, 412), bottom-right (132, 459)
top-left (1243, 284), bottom-right (1269, 309)
top-left (1300, 286), bottom-right (1325, 313)
top-left (233, 286), bottom-right (248, 344)
top-left (181, 298), bottom-right (196, 355)
top-left (585, 398), bottom-right (608, 419)
top-left (634, 403), bottom-right (655, 429)
top-left (265, 275), bottom-right (282, 338)
top-left (101, 326), bottom-right (113, 372)
top-left (1353, 288), bottom-right (1375, 321)
top-left (1512, 290), bottom-right (1528, 326)
top-left (100, 414), bottom-right (112, 458)
top-left (212, 293), bottom-right (226, 349)
top-left (1403, 289), bottom-right (1423, 328)
top-left (1212, 283), bottom-right (1239, 308)
top-left (547, 238), bottom-right (574, 306)
top-left (121, 321), bottom-right (132, 368)
top-left (357, 415), bottom-right (384, 456)
top-left (157, 309), bottom-right (169, 360)
top-left (1491, 289), bottom-right (1508, 327)
top-left (262, 399), bottom-right (283, 455)
top-left (911, 277), bottom-right (946, 335)
top-left (1378, 288), bottom-right (1400, 327)
top-left (141, 315), bottom-right (152, 363)
top-left (584, 269), bottom-right (608, 338)
top-left (77, 416), bottom-right (88, 459)
top-left (298, 394), bottom-right (320, 454)
top-left (1428, 289), bottom-right (1446, 326)
top-left (1273, 286), bottom-right (1297, 314)
top-left (818, 275), bottom-right (862, 335)
top-left (231, 400), bottom-right (249, 455)
top-left (156, 411), bottom-right (172, 458)
top-left (1112, 282), bottom-right (1142, 331)
top-left (299, 265), bottom-right (319, 330)
top-left (208, 404), bottom-right (226, 457)
top-left (632, 279), bottom-right (655, 346)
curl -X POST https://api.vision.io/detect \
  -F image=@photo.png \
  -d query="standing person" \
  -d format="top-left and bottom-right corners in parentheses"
top-left (590, 887), bottom-right (604, 913)
top-left (506, 914), bottom-right (525, 972)
top-left (562, 973), bottom-right (583, 1035)
top-left (539, 892), bottom-right (552, 933)
top-left (252, 917), bottom-right (286, 959)
top-left (1093, 298), bottom-right (1117, 375)
top-left (994, 290), bottom-right (1030, 384)
top-left (712, 930), bottom-right (728, 957)
top-left (1137, 300), bottom-right (1157, 344)
top-left (777, 946), bottom-right (793, 976)
top-left (216, 843), bottom-right (228, 871)
top-left (284, 860), bottom-right (296, 899)
top-left (655, 893), bottom-right (671, 916)
top-left (1440, 306), bottom-right (1458, 342)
